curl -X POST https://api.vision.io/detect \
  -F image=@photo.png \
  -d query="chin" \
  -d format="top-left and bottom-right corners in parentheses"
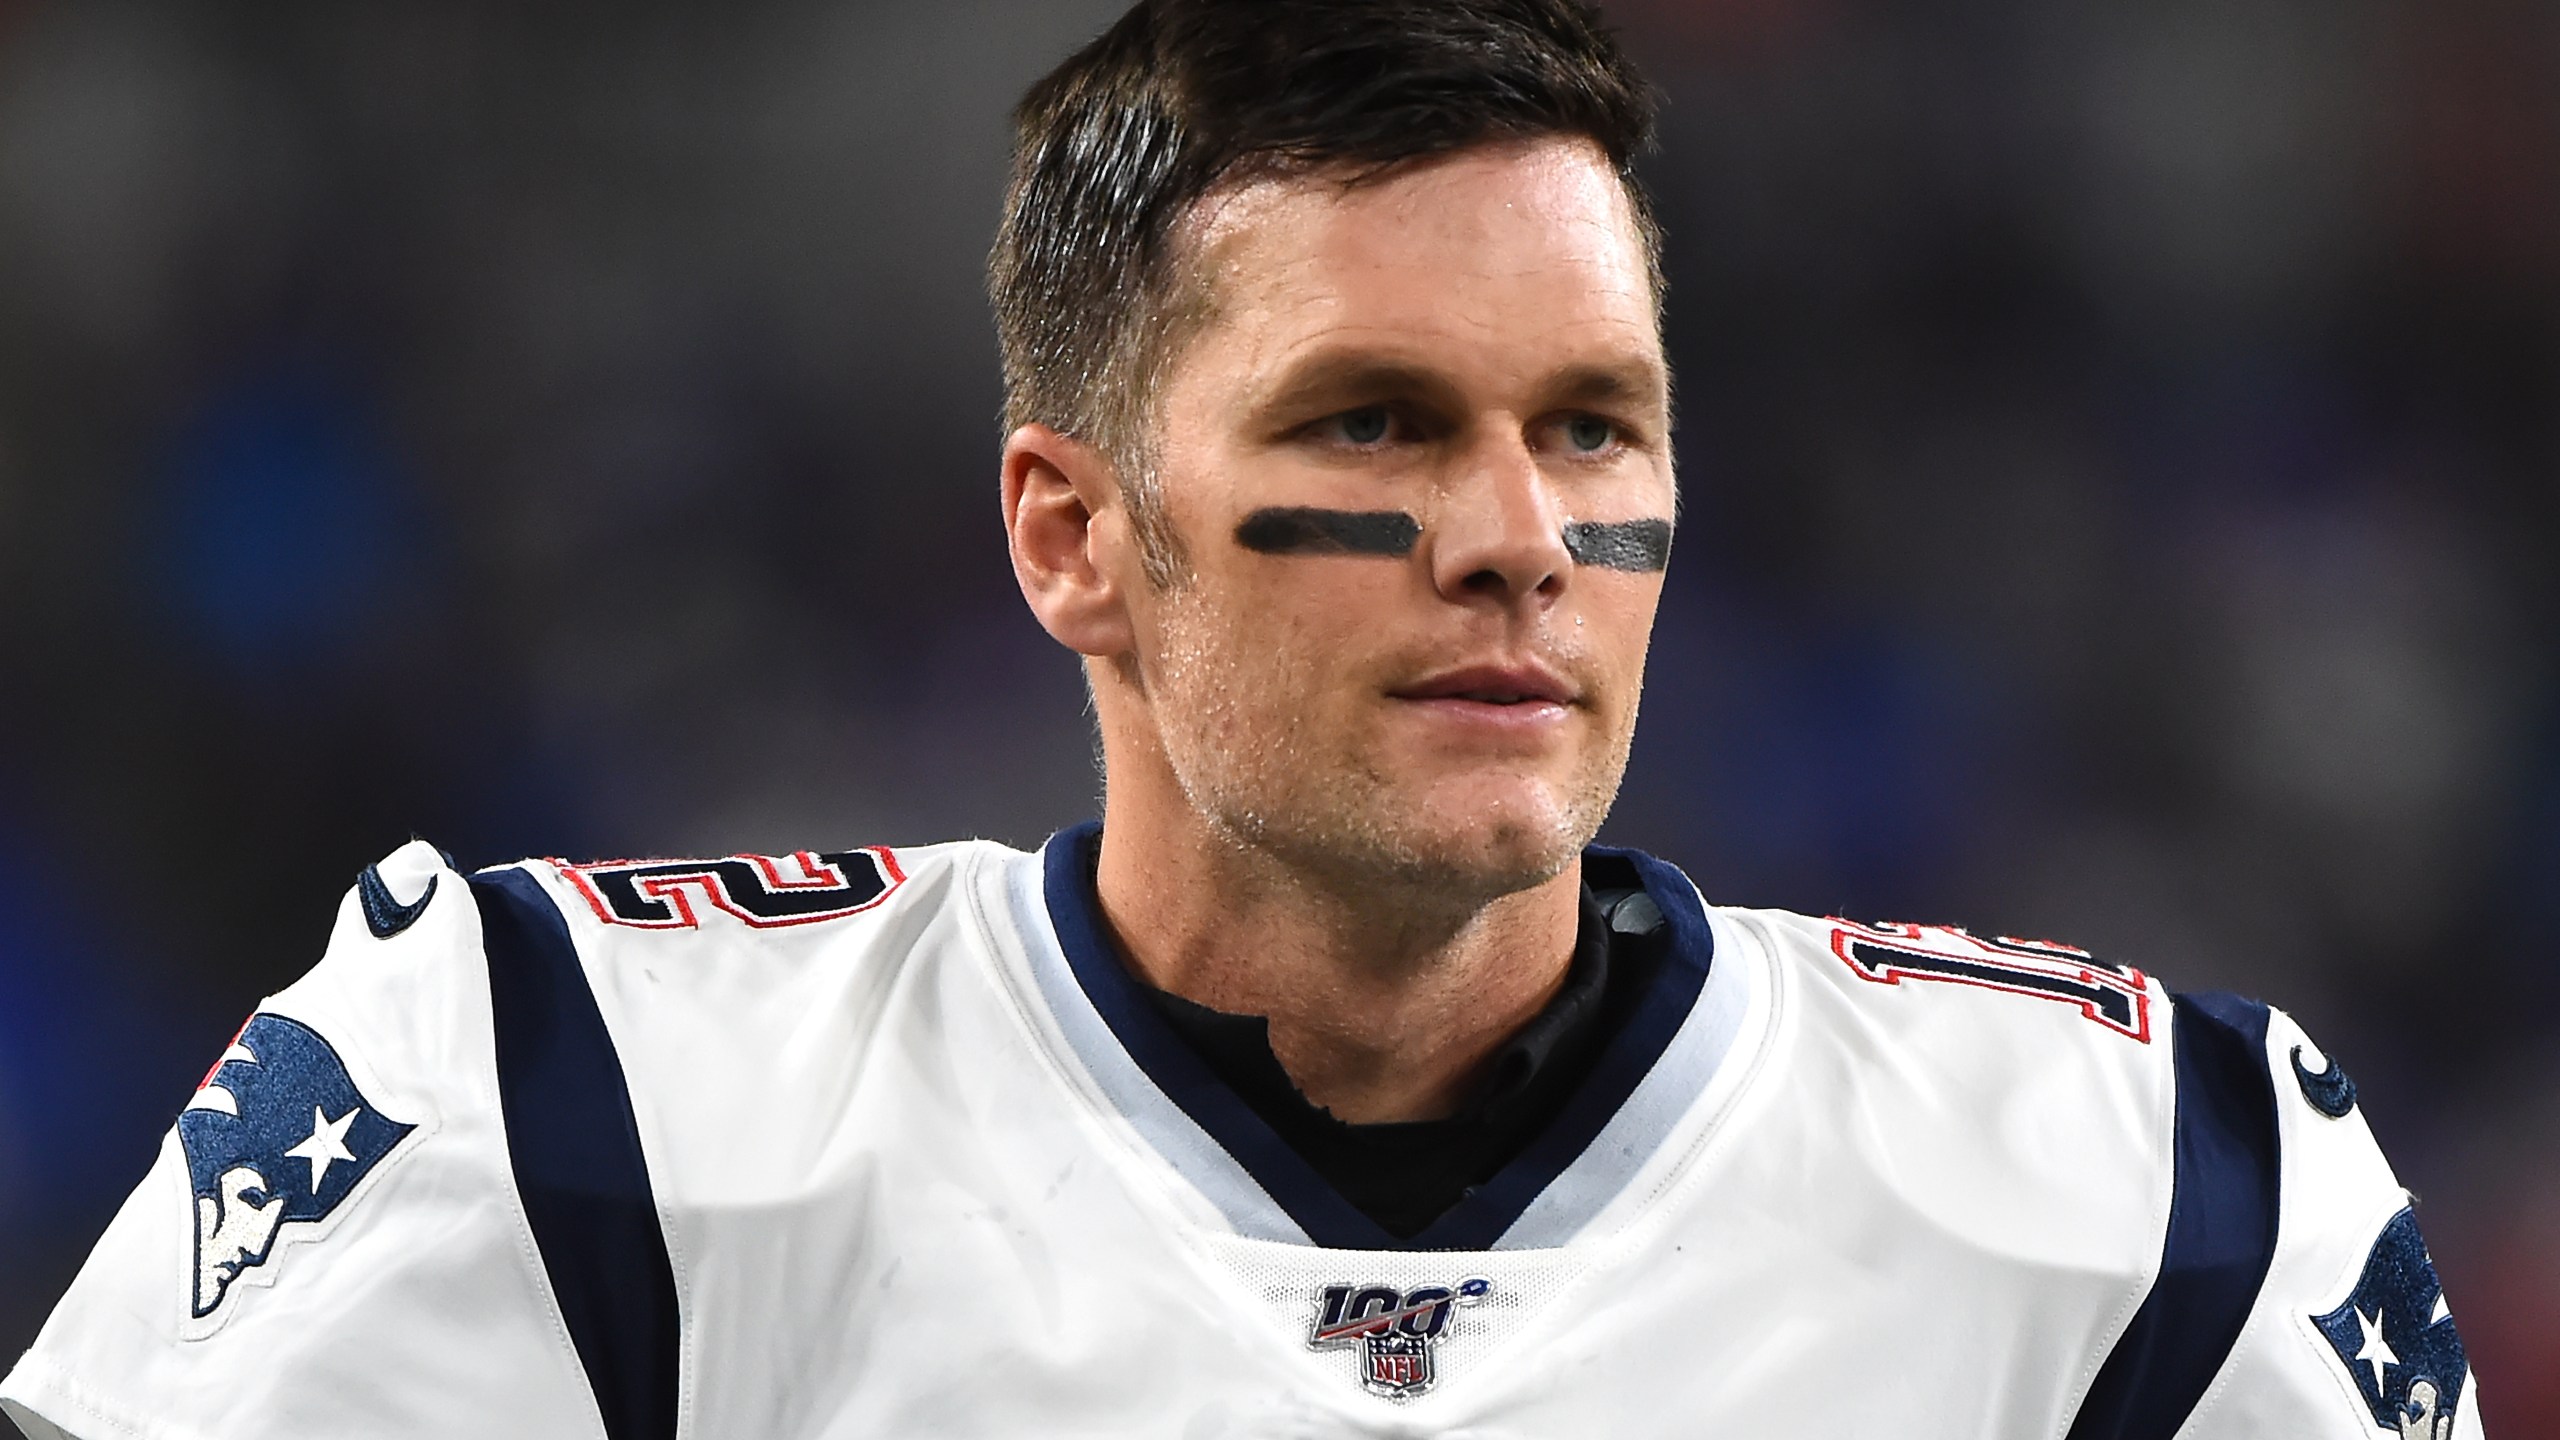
top-left (1447, 798), bottom-right (1593, 877)
top-left (1431, 769), bottom-right (1609, 854)
top-left (1181, 733), bottom-right (1624, 904)
top-left (1420, 822), bottom-right (1583, 901)
top-left (1282, 785), bottom-right (1598, 906)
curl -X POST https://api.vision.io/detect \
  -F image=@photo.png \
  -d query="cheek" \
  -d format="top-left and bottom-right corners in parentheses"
top-left (1220, 565), bottom-right (1391, 652)
top-left (1158, 576), bottom-right (1400, 738)
top-left (1150, 583), bottom-right (1322, 707)
top-left (1579, 587), bottom-right (1663, 691)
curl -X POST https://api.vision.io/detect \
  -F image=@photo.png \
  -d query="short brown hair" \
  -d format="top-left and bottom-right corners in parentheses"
top-left (989, 0), bottom-right (1660, 580)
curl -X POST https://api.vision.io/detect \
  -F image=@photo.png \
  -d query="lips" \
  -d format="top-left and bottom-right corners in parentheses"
top-left (1391, 663), bottom-right (1577, 708)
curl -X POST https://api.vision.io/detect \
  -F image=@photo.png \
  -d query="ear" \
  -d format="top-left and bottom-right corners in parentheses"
top-left (1002, 423), bottom-right (1138, 659)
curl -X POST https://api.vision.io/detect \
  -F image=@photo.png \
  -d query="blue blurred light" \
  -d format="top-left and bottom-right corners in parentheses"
top-left (1620, 595), bottom-right (2001, 915)
top-left (155, 358), bottom-right (415, 670)
top-left (0, 814), bottom-right (205, 1226)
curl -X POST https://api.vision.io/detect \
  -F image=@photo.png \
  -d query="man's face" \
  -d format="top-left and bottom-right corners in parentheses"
top-left (1123, 137), bottom-right (1673, 899)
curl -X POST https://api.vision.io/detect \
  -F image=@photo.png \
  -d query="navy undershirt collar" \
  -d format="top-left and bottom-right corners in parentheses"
top-left (1136, 879), bottom-right (1627, 1239)
top-left (1038, 821), bottom-right (1714, 1251)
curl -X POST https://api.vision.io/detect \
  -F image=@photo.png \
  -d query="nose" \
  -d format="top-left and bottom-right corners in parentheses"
top-left (1425, 432), bottom-right (1572, 609)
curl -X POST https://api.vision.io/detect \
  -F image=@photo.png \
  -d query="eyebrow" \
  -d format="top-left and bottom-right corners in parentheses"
top-left (1243, 356), bottom-right (1461, 431)
top-left (1545, 360), bottom-right (1667, 410)
top-left (1242, 349), bottom-right (1669, 431)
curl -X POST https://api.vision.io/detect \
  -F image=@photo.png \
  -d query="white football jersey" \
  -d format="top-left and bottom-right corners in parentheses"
top-left (2, 827), bottom-right (2484, 1439)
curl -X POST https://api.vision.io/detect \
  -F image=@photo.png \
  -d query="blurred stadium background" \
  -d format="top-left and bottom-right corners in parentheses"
top-left (0, 0), bottom-right (2552, 1421)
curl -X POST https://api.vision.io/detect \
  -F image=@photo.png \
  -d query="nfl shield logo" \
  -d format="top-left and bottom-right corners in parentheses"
top-left (1307, 1277), bottom-right (1491, 1399)
top-left (1366, 1334), bottom-right (1433, 1392)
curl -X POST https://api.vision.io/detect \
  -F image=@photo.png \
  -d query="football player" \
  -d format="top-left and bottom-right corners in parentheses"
top-left (1, 1), bottom-right (2484, 1436)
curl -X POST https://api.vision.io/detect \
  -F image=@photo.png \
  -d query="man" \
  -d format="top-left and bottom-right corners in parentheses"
top-left (0, 2), bottom-right (2483, 1437)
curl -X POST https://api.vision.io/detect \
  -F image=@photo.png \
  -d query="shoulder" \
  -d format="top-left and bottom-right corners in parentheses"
top-left (1712, 900), bottom-right (2180, 1229)
top-left (151, 834), bottom-right (1010, 1117)
top-left (470, 835), bottom-right (1015, 1440)
top-left (1721, 905), bottom-right (2176, 1112)
top-left (470, 837), bottom-right (1016, 1026)
top-left (0, 834), bottom-right (1028, 1440)
top-left (462, 835), bottom-right (1023, 1158)
top-left (0, 839), bottom-right (604, 1440)
top-left (2169, 1003), bottom-right (2483, 1438)
top-left (1718, 902), bottom-right (2477, 1435)
top-left (466, 835), bottom-right (1034, 1215)
top-left (480, 837), bottom-right (996, 949)
top-left (516, 842), bottom-right (935, 932)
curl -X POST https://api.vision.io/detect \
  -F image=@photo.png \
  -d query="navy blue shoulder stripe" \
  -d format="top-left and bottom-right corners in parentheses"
top-left (2065, 990), bottom-right (2281, 1440)
top-left (472, 868), bottom-right (680, 1440)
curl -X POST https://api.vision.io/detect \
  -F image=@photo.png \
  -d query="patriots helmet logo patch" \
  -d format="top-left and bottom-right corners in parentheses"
top-left (1308, 1277), bottom-right (1491, 1398)
top-left (2312, 1208), bottom-right (2467, 1439)
top-left (179, 1013), bottom-right (416, 1319)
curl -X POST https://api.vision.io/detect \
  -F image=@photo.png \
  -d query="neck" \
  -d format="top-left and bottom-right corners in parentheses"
top-left (1092, 789), bottom-right (1583, 1125)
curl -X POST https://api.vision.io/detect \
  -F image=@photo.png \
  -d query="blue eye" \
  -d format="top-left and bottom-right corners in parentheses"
top-left (1565, 415), bottom-right (1614, 453)
top-left (1336, 407), bottom-right (1390, 445)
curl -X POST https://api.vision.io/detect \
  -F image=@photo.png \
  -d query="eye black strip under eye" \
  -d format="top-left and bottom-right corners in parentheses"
top-left (1234, 508), bottom-right (1673, 572)
top-left (1562, 519), bottom-right (1673, 572)
top-left (1235, 507), bottom-right (1421, 557)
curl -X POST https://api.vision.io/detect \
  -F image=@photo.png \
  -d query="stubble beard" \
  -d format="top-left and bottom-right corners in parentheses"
top-left (1200, 772), bottom-right (1605, 919)
top-left (1149, 624), bottom-right (1634, 923)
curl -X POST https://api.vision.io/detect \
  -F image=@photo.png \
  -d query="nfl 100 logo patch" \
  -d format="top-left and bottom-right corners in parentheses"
top-left (1306, 1277), bottom-right (1490, 1398)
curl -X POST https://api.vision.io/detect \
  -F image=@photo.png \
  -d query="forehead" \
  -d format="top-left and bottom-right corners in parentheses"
top-left (1172, 138), bottom-right (1663, 397)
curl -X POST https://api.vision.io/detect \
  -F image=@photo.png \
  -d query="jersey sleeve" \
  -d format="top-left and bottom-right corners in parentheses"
top-left (0, 842), bottom-right (607, 1440)
top-left (2173, 1004), bottom-right (2486, 1440)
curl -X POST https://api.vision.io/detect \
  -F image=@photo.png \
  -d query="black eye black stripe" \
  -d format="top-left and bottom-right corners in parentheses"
top-left (1561, 518), bottom-right (1672, 572)
top-left (1235, 507), bottom-right (1421, 556)
top-left (1235, 507), bottom-right (1674, 574)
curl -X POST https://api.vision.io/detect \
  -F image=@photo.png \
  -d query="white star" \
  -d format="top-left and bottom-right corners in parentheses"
top-left (285, 1105), bottom-right (361, 1192)
top-left (2354, 1305), bottom-right (2399, 1393)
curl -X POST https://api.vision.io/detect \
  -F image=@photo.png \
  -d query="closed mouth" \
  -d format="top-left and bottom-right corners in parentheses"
top-left (1390, 664), bottom-right (1577, 708)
